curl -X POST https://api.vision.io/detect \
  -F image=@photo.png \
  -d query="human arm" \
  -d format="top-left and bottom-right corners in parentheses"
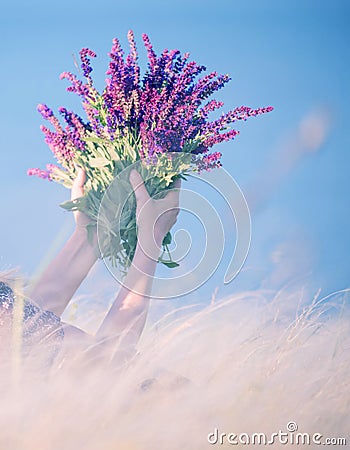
top-left (29, 170), bottom-right (98, 316)
top-left (95, 170), bottom-right (180, 363)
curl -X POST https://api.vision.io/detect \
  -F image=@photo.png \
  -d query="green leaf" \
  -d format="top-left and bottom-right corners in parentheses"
top-left (86, 223), bottom-right (97, 247)
top-left (59, 199), bottom-right (77, 211)
top-left (83, 135), bottom-right (106, 145)
top-left (162, 232), bottom-right (172, 246)
top-left (160, 261), bottom-right (180, 268)
top-left (89, 157), bottom-right (111, 168)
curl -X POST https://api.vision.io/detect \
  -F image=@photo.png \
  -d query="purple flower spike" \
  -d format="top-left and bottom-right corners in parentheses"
top-left (37, 103), bottom-right (53, 119)
top-left (32, 31), bottom-right (273, 185)
top-left (60, 71), bottom-right (94, 100)
top-left (79, 48), bottom-right (97, 82)
top-left (37, 104), bottom-right (63, 132)
top-left (142, 33), bottom-right (157, 74)
top-left (27, 167), bottom-right (53, 180)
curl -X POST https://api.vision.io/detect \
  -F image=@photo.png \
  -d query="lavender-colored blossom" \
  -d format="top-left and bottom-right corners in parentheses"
top-left (58, 107), bottom-right (86, 151)
top-left (31, 30), bottom-right (273, 180)
top-left (27, 167), bottom-right (53, 180)
top-left (79, 48), bottom-right (97, 83)
top-left (37, 103), bottom-right (53, 120)
top-left (40, 125), bottom-right (75, 162)
top-left (60, 71), bottom-right (96, 102)
top-left (198, 100), bottom-right (224, 119)
top-left (127, 30), bottom-right (140, 87)
top-left (142, 33), bottom-right (157, 75)
top-left (37, 104), bottom-right (62, 132)
top-left (194, 151), bottom-right (223, 172)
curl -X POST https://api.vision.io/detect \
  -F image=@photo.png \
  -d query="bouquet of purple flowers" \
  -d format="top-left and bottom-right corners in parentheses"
top-left (28, 31), bottom-right (273, 271)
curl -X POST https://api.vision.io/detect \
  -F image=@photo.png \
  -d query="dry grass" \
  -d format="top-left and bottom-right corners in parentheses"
top-left (1, 287), bottom-right (349, 449)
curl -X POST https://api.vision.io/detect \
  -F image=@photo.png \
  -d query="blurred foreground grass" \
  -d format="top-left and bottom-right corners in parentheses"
top-left (1, 286), bottom-right (349, 449)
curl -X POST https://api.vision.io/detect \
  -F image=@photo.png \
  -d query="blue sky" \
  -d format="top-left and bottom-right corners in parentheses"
top-left (1, 0), bottom-right (349, 301)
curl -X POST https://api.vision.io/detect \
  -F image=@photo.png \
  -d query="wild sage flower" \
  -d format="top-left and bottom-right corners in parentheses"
top-left (28, 31), bottom-right (273, 270)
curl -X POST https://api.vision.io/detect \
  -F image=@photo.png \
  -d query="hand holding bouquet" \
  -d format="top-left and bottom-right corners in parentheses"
top-left (28, 31), bottom-right (273, 273)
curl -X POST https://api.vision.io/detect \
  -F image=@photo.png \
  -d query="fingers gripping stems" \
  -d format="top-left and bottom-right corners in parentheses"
top-left (97, 155), bottom-right (251, 299)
